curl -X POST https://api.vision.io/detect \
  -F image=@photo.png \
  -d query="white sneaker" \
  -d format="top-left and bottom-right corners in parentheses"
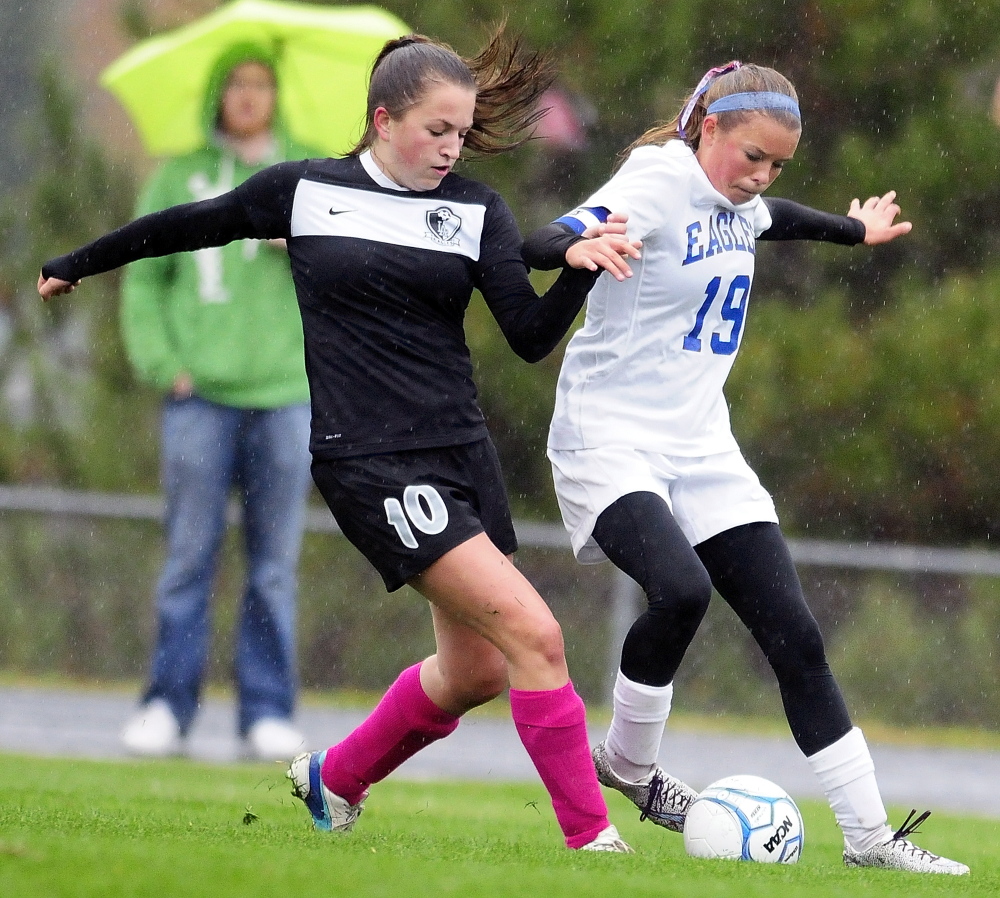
top-left (843, 811), bottom-right (969, 875)
top-left (245, 718), bottom-right (306, 762)
top-left (287, 750), bottom-right (366, 832)
top-left (579, 824), bottom-right (634, 853)
top-left (592, 741), bottom-right (696, 833)
top-left (120, 699), bottom-right (182, 757)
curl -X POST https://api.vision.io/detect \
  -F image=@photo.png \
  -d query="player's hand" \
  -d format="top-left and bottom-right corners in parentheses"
top-left (582, 211), bottom-right (630, 240)
top-left (37, 273), bottom-right (79, 301)
top-left (567, 213), bottom-right (641, 281)
top-left (565, 234), bottom-right (642, 281)
top-left (848, 191), bottom-right (913, 245)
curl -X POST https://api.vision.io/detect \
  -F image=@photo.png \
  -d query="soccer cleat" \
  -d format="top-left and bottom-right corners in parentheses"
top-left (120, 699), bottom-right (182, 757)
top-left (593, 741), bottom-right (696, 833)
top-left (843, 810), bottom-right (970, 875)
top-left (578, 824), bottom-right (634, 853)
top-left (286, 750), bottom-right (365, 832)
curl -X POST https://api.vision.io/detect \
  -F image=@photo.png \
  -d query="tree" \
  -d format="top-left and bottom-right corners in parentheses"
top-left (0, 62), bottom-right (153, 488)
top-left (14, 0), bottom-right (1000, 541)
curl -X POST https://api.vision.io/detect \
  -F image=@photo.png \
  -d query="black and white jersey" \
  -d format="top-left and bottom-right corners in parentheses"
top-left (43, 153), bottom-right (599, 459)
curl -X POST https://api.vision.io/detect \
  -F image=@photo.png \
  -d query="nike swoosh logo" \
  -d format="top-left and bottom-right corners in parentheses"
top-left (328, 208), bottom-right (354, 216)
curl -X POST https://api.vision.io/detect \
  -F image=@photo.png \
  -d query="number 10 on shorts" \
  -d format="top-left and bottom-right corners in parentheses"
top-left (384, 485), bottom-right (450, 548)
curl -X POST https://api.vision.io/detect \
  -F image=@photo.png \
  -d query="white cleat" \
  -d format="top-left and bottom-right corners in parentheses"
top-left (593, 741), bottom-right (696, 833)
top-left (579, 823), bottom-right (634, 853)
top-left (843, 811), bottom-right (969, 875)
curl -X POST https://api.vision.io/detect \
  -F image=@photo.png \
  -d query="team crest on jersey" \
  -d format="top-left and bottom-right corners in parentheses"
top-left (425, 206), bottom-right (462, 246)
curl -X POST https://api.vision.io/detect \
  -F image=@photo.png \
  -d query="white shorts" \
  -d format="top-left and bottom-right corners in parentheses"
top-left (548, 445), bottom-right (778, 563)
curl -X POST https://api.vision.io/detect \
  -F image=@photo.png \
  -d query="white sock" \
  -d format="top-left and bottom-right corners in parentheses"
top-left (807, 726), bottom-right (893, 852)
top-left (604, 670), bottom-right (673, 784)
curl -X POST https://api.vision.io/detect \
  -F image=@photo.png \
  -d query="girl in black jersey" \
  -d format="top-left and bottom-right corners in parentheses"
top-left (39, 30), bottom-right (640, 852)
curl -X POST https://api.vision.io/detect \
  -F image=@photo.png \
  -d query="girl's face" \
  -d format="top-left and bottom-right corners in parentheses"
top-left (372, 80), bottom-right (476, 191)
top-left (219, 61), bottom-right (277, 139)
top-left (695, 113), bottom-right (800, 205)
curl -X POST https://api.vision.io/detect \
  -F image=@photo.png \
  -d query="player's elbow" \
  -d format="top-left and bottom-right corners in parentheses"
top-left (510, 340), bottom-right (550, 364)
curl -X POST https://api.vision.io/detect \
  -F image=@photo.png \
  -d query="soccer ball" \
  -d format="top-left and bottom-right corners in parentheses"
top-left (683, 774), bottom-right (804, 864)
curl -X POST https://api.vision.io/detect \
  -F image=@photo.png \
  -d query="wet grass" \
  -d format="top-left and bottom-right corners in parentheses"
top-left (0, 753), bottom-right (995, 898)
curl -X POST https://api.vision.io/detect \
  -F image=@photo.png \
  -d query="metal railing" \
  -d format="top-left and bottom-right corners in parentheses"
top-left (4, 483), bottom-right (1000, 695)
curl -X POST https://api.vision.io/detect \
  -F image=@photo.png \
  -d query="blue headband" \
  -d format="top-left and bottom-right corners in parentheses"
top-left (706, 92), bottom-right (801, 119)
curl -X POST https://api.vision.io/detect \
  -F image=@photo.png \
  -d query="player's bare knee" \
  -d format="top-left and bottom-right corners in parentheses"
top-left (459, 652), bottom-right (508, 704)
top-left (514, 615), bottom-right (566, 669)
top-left (434, 662), bottom-right (506, 713)
top-left (469, 670), bottom-right (508, 704)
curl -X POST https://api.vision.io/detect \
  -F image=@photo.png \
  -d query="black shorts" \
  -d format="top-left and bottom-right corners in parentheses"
top-left (311, 438), bottom-right (518, 592)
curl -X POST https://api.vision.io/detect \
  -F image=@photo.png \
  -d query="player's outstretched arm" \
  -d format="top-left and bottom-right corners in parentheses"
top-left (37, 186), bottom-right (272, 303)
top-left (848, 190), bottom-right (913, 245)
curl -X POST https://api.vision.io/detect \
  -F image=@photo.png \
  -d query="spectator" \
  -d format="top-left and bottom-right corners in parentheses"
top-left (117, 46), bottom-right (314, 762)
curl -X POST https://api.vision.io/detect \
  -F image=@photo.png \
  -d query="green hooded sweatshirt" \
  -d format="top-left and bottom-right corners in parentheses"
top-left (120, 45), bottom-right (312, 409)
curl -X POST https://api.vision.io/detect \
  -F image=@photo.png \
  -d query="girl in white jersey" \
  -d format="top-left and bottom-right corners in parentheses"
top-left (523, 61), bottom-right (969, 874)
top-left (39, 30), bottom-right (642, 853)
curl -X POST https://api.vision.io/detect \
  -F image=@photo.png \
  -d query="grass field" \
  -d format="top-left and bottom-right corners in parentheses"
top-left (0, 753), bottom-right (995, 898)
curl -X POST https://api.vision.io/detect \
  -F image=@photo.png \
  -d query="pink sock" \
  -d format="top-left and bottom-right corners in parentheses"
top-left (321, 663), bottom-right (459, 805)
top-left (510, 681), bottom-right (609, 849)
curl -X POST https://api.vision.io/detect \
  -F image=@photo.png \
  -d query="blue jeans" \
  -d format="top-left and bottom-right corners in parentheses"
top-left (143, 396), bottom-right (312, 736)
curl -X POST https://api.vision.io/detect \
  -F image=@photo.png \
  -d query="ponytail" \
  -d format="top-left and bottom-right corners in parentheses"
top-left (350, 24), bottom-right (555, 158)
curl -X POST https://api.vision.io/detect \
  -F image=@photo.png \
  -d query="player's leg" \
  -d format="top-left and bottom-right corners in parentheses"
top-left (589, 491), bottom-right (706, 830)
top-left (293, 535), bottom-right (622, 849)
top-left (696, 521), bottom-right (968, 874)
top-left (411, 535), bottom-right (624, 850)
top-left (291, 444), bottom-right (516, 828)
top-left (292, 443), bottom-right (625, 849)
top-left (595, 491), bottom-right (712, 689)
top-left (314, 590), bottom-right (505, 815)
top-left (419, 602), bottom-right (509, 713)
top-left (695, 521), bottom-right (852, 754)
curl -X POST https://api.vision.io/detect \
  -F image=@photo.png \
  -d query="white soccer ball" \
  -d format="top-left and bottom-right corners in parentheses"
top-left (683, 774), bottom-right (804, 864)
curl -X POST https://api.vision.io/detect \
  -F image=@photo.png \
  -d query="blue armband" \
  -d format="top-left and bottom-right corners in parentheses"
top-left (554, 206), bottom-right (612, 235)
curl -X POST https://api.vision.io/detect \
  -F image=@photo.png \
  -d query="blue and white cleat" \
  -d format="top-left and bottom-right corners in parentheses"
top-left (287, 750), bottom-right (366, 832)
top-left (592, 741), bottom-right (696, 833)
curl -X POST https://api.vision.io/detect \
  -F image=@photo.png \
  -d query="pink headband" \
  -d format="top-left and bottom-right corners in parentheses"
top-left (678, 60), bottom-right (742, 139)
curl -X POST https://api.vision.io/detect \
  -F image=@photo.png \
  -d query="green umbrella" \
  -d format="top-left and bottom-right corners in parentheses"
top-left (100, 0), bottom-right (409, 157)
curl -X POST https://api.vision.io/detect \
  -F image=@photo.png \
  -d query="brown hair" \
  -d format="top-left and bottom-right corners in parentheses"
top-left (619, 64), bottom-right (800, 166)
top-left (348, 26), bottom-right (555, 158)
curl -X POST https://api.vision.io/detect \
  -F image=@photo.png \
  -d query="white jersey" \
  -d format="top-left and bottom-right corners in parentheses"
top-left (548, 140), bottom-right (773, 456)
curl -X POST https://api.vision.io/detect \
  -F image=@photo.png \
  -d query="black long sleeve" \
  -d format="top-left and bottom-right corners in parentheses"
top-left (486, 265), bottom-right (600, 363)
top-left (521, 222), bottom-right (585, 272)
top-left (41, 192), bottom-right (259, 282)
top-left (760, 197), bottom-right (866, 244)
